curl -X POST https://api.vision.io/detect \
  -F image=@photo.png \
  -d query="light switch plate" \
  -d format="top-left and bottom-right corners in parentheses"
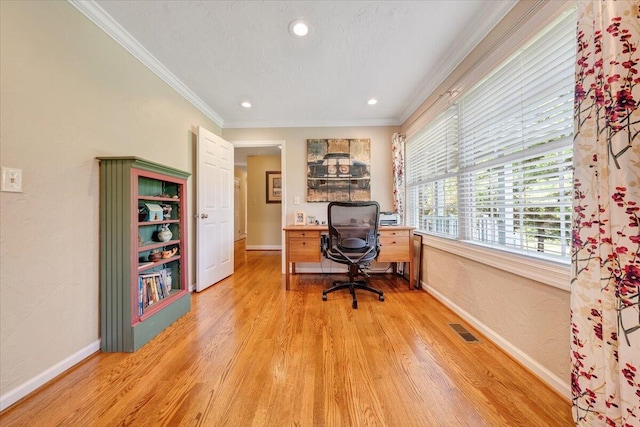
top-left (1, 167), bottom-right (23, 192)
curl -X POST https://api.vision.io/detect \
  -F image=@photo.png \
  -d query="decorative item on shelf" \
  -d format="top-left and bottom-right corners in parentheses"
top-left (149, 250), bottom-right (161, 262)
top-left (138, 234), bottom-right (142, 246)
top-left (156, 224), bottom-right (173, 242)
top-left (164, 270), bottom-right (172, 288)
top-left (138, 207), bottom-right (147, 222)
top-left (161, 204), bottom-right (172, 219)
top-left (161, 247), bottom-right (178, 259)
top-left (144, 203), bottom-right (163, 221)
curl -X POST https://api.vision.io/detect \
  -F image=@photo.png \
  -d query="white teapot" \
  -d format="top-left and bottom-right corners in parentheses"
top-left (157, 224), bottom-right (173, 242)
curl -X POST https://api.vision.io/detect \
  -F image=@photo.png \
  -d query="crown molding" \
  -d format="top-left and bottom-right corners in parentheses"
top-left (223, 116), bottom-right (401, 129)
top-left (68, 0), bottom-right (225, 128)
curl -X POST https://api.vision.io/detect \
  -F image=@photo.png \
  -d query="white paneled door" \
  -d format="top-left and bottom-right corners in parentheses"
top-left (196, 126), bottom-right (234, 292)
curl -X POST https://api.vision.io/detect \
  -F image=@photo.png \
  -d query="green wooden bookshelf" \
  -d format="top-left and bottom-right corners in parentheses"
top-left (97, 157), bottom-right (190, 352)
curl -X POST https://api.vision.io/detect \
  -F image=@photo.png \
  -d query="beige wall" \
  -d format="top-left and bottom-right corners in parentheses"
top-left (246, 156), bottom-right (282, 248)
top-left (0, 1), bottom-right (220, 407)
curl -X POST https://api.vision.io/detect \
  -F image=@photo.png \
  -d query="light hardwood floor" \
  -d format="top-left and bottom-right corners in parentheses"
top-left (1, 240), bottom-right (572, 426)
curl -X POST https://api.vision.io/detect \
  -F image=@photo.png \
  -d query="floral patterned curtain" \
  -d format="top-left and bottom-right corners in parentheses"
top-left (392, 132), bottom-right (405, 221)
top-left (571, 1), bottom-right (640, 425)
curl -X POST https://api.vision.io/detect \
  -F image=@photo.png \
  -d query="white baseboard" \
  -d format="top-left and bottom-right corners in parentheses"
top-left (423, 283), bottom-right (570, 399)
top-left (294, 266), bottom-right (393, 274)
top-left (245, 245), bottom-right (281, 250)
top-left (0, 340), bottom-right (101, 411)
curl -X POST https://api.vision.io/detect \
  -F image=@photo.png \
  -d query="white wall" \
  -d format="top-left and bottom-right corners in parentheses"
top-left (0, 1), bottom-right (220, 409)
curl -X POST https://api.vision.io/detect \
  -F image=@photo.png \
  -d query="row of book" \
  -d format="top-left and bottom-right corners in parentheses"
top-left (138, 269), bottom-right (172, 315)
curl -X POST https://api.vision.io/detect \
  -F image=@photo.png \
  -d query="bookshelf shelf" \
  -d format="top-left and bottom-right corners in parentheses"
top-left (97, 156), bottom-right (191, 352)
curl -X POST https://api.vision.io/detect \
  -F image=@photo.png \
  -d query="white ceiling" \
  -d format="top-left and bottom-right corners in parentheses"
top-left (82, 0), bottom-right (516, 129)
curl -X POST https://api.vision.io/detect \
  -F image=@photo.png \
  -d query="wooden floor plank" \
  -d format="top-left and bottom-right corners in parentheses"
top-left (0, 240), bottom-right (572, 426)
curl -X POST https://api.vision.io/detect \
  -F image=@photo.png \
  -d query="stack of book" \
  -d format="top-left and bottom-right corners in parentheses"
top-left (138, 269), bottom-right (172, 315)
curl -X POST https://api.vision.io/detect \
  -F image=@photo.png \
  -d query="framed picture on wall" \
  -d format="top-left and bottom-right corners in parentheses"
top-left (266, 171), bottom-right (282, 203)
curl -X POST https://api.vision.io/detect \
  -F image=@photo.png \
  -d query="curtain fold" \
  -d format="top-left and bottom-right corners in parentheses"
top-left (571, 1), bottom-right (640, 425)
top-left (392, 132), bottom-right (405, 221)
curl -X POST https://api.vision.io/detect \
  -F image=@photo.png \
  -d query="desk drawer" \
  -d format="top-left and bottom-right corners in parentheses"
top-left (288, 230), bottom-right (321, 239)
top-left (378, 230), bottom-right (410, 262)
top-left (289, 238), bottom-right (321, 262)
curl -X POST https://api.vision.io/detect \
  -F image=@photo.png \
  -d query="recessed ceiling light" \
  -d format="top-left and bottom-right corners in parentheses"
top-left (368, 99), bottom-right (378, 105)
top-left (241, 101), bottom-right (252, 108)
top-left (289, 19), bottom-right (308, 37)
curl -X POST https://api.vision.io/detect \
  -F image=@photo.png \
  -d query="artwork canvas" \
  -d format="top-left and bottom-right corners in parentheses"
top-left (306, 138), bottom-right (371, 202)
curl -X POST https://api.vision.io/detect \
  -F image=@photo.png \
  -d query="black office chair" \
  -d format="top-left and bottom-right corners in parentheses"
top-left (321, 201), bottom-right (384, 309)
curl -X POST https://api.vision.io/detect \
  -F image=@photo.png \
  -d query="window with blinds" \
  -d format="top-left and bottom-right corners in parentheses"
top-left (406, 106), bottom-right (459, 238)
top-left (405, 8), bottom-right (575, 261)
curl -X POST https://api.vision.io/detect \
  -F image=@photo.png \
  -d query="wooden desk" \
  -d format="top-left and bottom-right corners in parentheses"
top-left (283, 225), bottom-right (415, 290)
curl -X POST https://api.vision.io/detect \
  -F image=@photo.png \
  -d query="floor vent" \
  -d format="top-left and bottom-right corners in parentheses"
top-left (448, 323), bottom-right (480, 343)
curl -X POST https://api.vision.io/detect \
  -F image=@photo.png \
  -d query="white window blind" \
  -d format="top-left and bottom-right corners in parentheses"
top-left (405, 7), bottom-right (576, 261)
top-left (406, 106), bottom-right (459, 238)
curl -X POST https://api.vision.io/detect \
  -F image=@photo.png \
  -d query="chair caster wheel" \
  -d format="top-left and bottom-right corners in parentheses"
top-left (379, 295), bottom-right (385, 302)
top-left (352, 301), bottom-right (358, 309)
top-left (322, 294), bottom-right (327, 301)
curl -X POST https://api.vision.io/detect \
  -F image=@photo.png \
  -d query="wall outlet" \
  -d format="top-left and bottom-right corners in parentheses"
top-left (1, 167), bottom-right (23, 193)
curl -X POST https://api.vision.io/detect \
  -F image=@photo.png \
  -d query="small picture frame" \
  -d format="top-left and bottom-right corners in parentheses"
top-left (294, 211), bottom-right (306, 225)
top-left (266, 171), bottom-right (282, 204)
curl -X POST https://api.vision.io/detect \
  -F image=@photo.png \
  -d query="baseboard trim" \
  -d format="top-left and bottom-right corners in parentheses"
top-left (293, 266), bottom-right (394, 274)
top-left (245, 245), bottom-right (281, 251)
top-left (423, 283), bottom-right (570, 400)
top-left (0, 340), bottom-right (101, 411)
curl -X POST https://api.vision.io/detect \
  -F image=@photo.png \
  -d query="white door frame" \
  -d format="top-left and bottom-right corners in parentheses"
top-left (232, 140), bottom-right (286, 272)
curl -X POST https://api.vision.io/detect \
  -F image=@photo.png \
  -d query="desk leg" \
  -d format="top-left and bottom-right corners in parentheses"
top-left (285, 261), bottom-right (291, 290)
top-left (408, 260), bottom-right (414, 290)
top-left (408, 235), bottom-right (415, 290)
top-left (285, 261), bottom-right (297, 290)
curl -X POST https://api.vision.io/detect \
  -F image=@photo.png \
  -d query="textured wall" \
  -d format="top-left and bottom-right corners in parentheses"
top-left (422, 246), bottom-right (571, 389)
top-left (0, 0), bottom-right (219, 403)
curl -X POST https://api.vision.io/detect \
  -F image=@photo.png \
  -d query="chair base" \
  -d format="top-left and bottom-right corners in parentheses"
top-left (322, 264), bottom-right (384, 309)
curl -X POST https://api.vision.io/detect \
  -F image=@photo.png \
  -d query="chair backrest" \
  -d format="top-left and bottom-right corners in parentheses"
top-left (327, 201), bottom-right (380, 251)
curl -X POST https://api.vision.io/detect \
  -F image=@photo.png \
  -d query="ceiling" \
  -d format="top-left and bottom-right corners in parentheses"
top-left (83, 0), bottom-right (517, 130)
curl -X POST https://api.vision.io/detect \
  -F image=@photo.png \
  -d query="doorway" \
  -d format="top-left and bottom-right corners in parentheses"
top-left (232, 140), bottom-right (286, 252)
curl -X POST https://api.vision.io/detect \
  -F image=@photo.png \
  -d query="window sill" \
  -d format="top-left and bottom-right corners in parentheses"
top-left (420, 234), bottom-right (571, 292)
